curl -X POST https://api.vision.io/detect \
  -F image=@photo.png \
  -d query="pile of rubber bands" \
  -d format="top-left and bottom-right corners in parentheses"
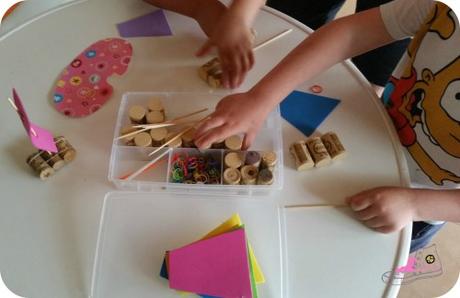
top-left (170, 153), bottom-right (221, 184)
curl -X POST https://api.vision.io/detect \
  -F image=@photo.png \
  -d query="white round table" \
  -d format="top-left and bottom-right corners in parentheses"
top-left (0, 0), bottom-right (410, 297)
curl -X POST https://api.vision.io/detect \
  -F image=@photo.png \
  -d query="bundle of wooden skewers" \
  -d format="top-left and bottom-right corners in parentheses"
top-left (115, 98), bottom-right (210, 181)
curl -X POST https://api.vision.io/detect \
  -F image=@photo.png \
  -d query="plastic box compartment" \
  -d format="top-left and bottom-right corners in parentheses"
top-left (109, 92), bottom-right (284, 195)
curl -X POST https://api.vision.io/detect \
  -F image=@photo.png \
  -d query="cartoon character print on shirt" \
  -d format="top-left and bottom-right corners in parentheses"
top-left (382, 3), bottom-right (460, 185)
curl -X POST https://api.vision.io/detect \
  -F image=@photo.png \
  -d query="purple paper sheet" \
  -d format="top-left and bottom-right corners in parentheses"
top-left (117, 10), bottom-right (172, 38)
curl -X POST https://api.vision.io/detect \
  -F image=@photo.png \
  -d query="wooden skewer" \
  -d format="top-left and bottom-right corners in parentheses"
top-left (147, 115), bottom-right (210, 157)
top-left (8, 97), bottom-right (38, 137)
top-left (115, 108), bottom-right (209, 141)
top-left (284, 203), bottom-right (347, 209)
top-left (253, 28), bottom-right (293, 51)
top-left (7, 97), bottom-right (18, 111)
top-left (119, 157), bottom-right (167, 180)
top-left (126, 149), bottom-right (170, 181)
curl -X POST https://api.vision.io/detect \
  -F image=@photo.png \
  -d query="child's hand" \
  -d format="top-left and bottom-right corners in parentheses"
top-left (194, 92), bottom-right (270, 149)
top-left (195, 10), bottom-right (255, 89)
top-left (346, 187), bottom-right (417, 233)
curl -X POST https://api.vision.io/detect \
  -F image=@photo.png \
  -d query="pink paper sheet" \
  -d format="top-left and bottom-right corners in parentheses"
top-left (169, 229), bottom-right (252, 298)
top-left (12, 89), bottom-right (58, 152)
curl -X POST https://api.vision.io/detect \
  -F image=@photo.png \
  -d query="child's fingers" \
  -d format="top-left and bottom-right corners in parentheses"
top-left (363, 216), bottom-right (386, 228)
top-left (196, 40), bottom-right (213, 57)
top-left (347, 194), bottom-right (374, 211)
top-left (195, 115), bottom-right (225, 139)
top-left (354, 205), bottom-right (378, 221)
top-left (242, 130), bottom-right (257, 150)
top-left (195, 124), bottom-right (233, 149)
top-left (373, 225), bottom-right (396, 234)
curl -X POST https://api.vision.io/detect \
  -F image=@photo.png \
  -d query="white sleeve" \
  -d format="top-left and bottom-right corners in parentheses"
top-left (380, 0), bottom-right (435, 39)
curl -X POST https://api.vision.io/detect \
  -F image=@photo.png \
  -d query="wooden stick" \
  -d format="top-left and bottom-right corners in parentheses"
top-left (253, 29), bottom-right (293, 51)
top-left (7, 97), bottom-right (18, 111)
top-left (284, 203), bottom-right (347, 209)
top-left (147, 115), bottom-right (210, 157)
top-left (126, 149), bottom-right (171, 181)
top-left (119, 157), bottom-right (167, 180)
top-left (115, 108), bottom-right (208, 141)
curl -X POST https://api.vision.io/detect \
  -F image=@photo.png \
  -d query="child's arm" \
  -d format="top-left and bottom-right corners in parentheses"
top-left (144, 0), bottom-right (265, 89)
top-left (195, 7), bottom-right (396, 149)
top-left (196, 0), bottom-right (266, 88)
top-left (347, 187), bottom-right (460, 233)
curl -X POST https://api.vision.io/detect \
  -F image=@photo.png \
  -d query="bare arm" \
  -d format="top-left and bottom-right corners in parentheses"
top-left (195, 7), bottom-right (397, 148)
top-left (252, 7), bottom-right (396, 107)
top-left (413, 189), bottom-right (460, 222)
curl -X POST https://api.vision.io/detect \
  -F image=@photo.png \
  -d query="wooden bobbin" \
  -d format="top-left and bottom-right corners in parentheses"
top-left (224, 152), bottom-right (243, 169)
top-left (225, 135), bottom-right (242, 151)
top-left (261, 151), bottom-right (277, 171)
top-left (241, 165), bottom-right (259, 185)
top-left (306, 137), bottom-right (331, 167)
top-left (199, 57), bottom-right (220, 81)
top-left (120, 126), bottom-right (138, 146)
top-left (146, 110), bottom-right (165, 124)
top-left (166, 132), bottom-right (183, 148)
top-left (134, 132), bottom-right (152, 147)
top-left (244, 151), bottom-right (261, 167)
top-left (257, 168), bottom-right (274, 185)
top-left (321, 132), bottom-right (346, 160)
top-left (181, 128), bottom-right (196, 148)
top-left (129, 105), bottom-right (147, 124)
top-left (40, 151), bottom-right (66, 171)
top-left (26, 152), bottom-right (55, 180)
top-left (211, 139), bottom-right (225, 149)
top-left (147, 97), bottom-right (165, 117)
top-left (150, 127), bottom-right (168, 147)
top-left (289, 141), bottom-right (314, 171)
top-left (54, 136), bottom-right (77, 162)
top-left (208, 72), bottom-right (222, 89)
top-left (223, 168), bottom-right (241, 185)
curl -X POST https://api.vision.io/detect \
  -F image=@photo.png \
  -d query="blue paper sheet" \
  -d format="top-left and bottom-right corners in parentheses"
top-left (280, 90), bottom-right (340, 137)
top-left (117, 10), bottom-right (172, 38)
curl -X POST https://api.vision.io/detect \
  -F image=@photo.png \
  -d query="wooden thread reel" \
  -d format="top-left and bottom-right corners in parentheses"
top-left (223, 167), bottom-right (241, 185)
top-left (321, 132), bottom-right (346, 160)
top-left (241, 165), bottom-right (259, 185)
top-left (165, 132), bottom-right (183, 148)
top-left (224, 152), bottom-right (244, 169)
top-left (306, 137), bottom-right (331, 167)
top-left (261, 151), bottom-right (277, 171)
top-left (245, 151), bottom-right (261, 167)
top-left (146, 110), bottom-right (165, 124)
top-left (289, 141), bottom-right (314, 171)
top-left (26, 136), bottom-right (76, 180)
top-left (181, 127), bottom-right (196, 148)
top-left (120, 125), bottom-right (138, 146)
top-left (257, 168), bottom-right (274, 185)
top-left (128, 105), bottom-right (147, 124)
top-left (150, 127), bottom-right (168, 146)
top-left (224, 135), bottom-right (242, 151)
top-left (147, 97), bottom-right (165, 117)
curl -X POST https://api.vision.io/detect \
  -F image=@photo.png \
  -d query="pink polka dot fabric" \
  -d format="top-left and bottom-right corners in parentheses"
top-left (53, 38), bottom-right (133, 117)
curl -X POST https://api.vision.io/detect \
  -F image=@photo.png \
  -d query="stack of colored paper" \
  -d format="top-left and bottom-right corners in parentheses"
top-left (160, 214), bottom-right (265, 297)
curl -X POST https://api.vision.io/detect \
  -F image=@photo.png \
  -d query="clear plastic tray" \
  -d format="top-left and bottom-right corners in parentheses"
top-left (109, 92), bottom-right (284, 195)
top-left (90, 192), bottom-right (284, 298)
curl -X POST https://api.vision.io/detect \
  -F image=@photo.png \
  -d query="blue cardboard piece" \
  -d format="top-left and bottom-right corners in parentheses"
top-left (117, 10), bottom-right (172, 38)
top-left (280, 90), bottom-right (340, 137)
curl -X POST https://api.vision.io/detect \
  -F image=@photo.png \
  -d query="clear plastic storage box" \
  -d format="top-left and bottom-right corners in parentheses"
top-left (109, 92), bottom-right (284, 195)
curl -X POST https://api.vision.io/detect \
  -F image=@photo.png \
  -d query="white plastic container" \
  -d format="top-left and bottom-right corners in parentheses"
top-left (109, 92), bottom-right (284, 195)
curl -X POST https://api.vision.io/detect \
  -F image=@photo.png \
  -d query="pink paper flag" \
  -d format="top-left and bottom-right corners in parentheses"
top-left (12, 89), bottom-right (58, 152)
top-left (168, 229), bottom-right (252, 298)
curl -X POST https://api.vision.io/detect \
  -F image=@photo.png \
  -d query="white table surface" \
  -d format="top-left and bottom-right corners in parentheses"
top-left (0, 0), bottom-right (410, 297)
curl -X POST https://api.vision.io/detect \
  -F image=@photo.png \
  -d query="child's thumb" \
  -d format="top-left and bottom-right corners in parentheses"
top-left (196, 40), bottom-right (213, 57)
